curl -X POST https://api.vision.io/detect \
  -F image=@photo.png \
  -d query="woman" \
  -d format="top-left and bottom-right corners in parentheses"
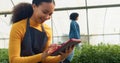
top-left (9, 0), bottom-right (73, 63)
top-left (67, 12), bottom-right (80, 62)
top-left (69, 12), bottom-right (80, 39)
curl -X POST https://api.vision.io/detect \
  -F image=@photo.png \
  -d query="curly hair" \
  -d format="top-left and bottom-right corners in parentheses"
top-left (11, 0), bottom-right (55, 24)
top-left (11, 3), bottom-right (33, 24)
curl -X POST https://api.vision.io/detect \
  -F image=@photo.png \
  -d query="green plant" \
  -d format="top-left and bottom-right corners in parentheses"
top-left (1, 44), bottom-right (120, 63)
top-left (0, 49), bottom-right (9, 63)
top-left (71, 43), bottom-right (120, 63)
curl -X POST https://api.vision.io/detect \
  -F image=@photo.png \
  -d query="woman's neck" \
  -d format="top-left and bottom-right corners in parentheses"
top-left (29, 15), bottom-right (42, 26)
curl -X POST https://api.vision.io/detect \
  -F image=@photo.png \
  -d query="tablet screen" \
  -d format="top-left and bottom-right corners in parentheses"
top-left (51, 38), bottom-right (81, 56)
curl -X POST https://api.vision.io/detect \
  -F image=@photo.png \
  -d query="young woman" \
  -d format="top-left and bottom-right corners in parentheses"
top-left (9, 0), bottom-right (73, 63)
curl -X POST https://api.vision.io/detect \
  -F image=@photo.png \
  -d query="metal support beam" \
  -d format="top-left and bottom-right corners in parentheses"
top-left (85, 0), bottom-right (90, 44)
top-left (0, 11), bottom-right (11, 15)
top-left (0, 4), bottom-right (120, 15)
top-left (55, 4), bottom-right (120, 11)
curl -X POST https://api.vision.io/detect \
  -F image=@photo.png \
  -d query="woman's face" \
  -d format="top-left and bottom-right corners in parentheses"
top-left (32, 2), bottom-right (55, 23)
top-left (76, 17), bottom-right (79, 21)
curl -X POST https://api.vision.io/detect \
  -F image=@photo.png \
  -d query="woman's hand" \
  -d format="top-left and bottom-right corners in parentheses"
top-left (59, 45), bottom-right (74, 61)
top-left (41, 44), bottom-right (59, 61)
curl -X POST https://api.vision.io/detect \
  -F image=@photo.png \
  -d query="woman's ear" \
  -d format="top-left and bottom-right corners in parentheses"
top-left (32, 4), bottom-right (37, 10)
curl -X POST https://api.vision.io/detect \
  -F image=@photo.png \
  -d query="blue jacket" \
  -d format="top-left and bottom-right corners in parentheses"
top-left (69, 20), bottom-right (80, 39)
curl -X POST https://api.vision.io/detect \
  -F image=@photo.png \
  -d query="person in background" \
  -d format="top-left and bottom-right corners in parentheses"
top-left (66, 12), bottom-right (80, 63)
top-left (69, 12), bottom-right (80, 39)
top-left (9, 0), bottom-right (74, 63)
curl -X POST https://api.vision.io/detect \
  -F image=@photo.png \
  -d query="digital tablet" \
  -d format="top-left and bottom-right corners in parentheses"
top-left (51, 38), bottom-right (81, 56)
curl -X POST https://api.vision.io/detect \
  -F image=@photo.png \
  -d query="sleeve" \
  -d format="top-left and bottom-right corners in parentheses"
top-left (9, 24), bottom-right (43, 63)
top-left (42, 55), bottom-right (61, 63)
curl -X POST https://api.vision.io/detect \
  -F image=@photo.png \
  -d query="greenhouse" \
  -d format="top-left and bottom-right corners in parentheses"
top-left (0, 0), bottom-right (120, 63)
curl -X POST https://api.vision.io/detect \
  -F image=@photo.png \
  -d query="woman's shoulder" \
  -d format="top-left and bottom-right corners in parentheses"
top-left (12, 19), bottom-right (27, 27)
top-left (43, 23), bottom-right (51, 30)
top-left (10, 19), bottom-right (27, 39)
top-left (11, 19), bottom-right (27, 33)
